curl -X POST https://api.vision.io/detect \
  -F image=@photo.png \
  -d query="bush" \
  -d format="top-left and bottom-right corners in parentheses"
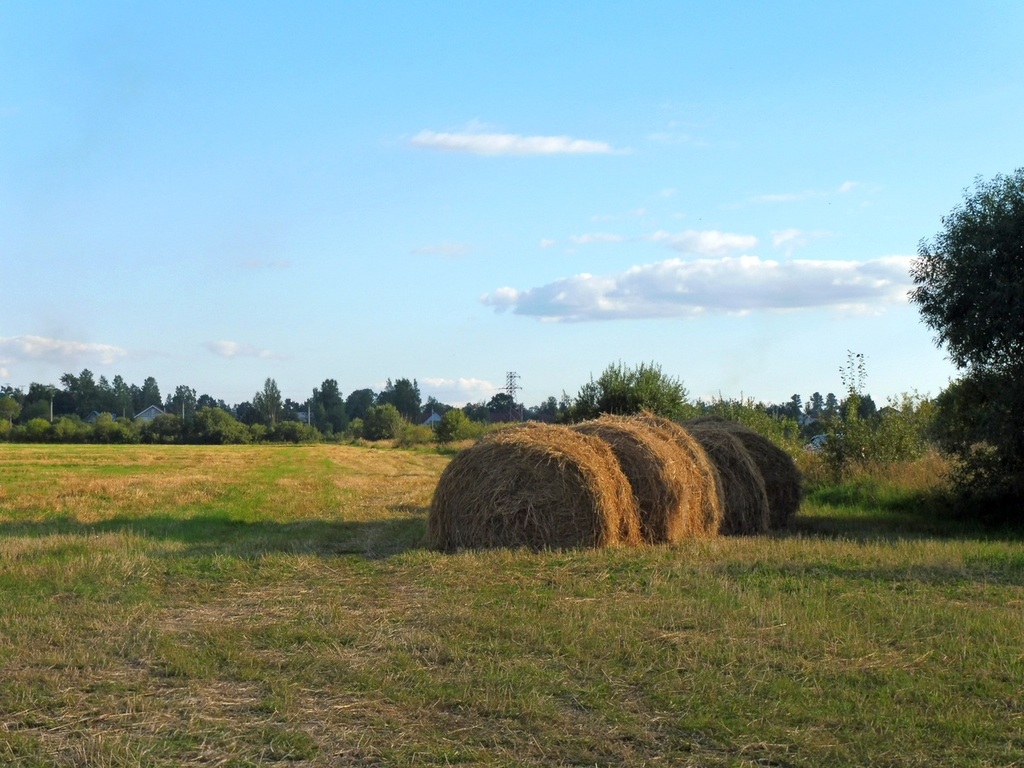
top-left (191, 407), bottom-right (251, 444)
top-left (395, 423), bottom-right (435, 448)
top-left (20, 418), bottom-right (52, 442)
top-left (91, 413), bottom-right (140, 444)
top-left (362, 404), bottom-right (404, 441)
top-left (821, 392), bottom-right (936, 480)
top-left (142, 414), bottom-right (182, 444)
top-left (271, 420), bottom-right (322, 444)
top-left (695, 398), bottom-right (801, 451)
top-left (435, 409), bottom-right (473, 444)
top-left (347, 418), bottom-right (364, 440)
top-left (566, 361), bottom-right (688, 422)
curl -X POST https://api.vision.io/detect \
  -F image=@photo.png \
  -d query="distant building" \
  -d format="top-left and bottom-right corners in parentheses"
top-left (134, 405), bottom-right (166, 422)
top-left (422, 411), bottom-right (442, 427)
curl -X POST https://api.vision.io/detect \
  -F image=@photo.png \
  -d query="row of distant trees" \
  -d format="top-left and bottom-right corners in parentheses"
top-left (2, 358), bottom-right (899, 452)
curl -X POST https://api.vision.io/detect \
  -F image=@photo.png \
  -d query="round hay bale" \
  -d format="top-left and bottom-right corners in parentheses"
top-left (683, 422), bottom-right (771, 535)
top-left (631, 412), bottom-right (724, 537)
top-left (572, 415), bottom-right (698, 544)
top-left (685, 416), bottom-right (803, 529)
top-left (428, 422), bottom-right (642, 551)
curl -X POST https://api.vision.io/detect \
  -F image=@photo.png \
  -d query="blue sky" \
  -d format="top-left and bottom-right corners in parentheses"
top-left (2, 2), bottom-right (1022, 409)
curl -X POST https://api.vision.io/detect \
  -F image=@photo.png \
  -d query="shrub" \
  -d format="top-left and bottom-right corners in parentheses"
top-left (395, 423), bottom-right (435, 448)
top-left (91, 413), bottom-right (140, 444)
top-left (20, 418), bottom-right (52, 443)
top-left (271, 420), bottom-right (322, 444)
top-left (142, 414), bottom-right (182, 444)
top-left (362, 404), bottom-right (403, 441)
top-left (436, 409), bottom-right (473, 443)
top-left (191, 407), bottom-right (251, 444)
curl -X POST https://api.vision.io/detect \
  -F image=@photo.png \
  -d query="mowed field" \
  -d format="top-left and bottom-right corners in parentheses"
top-left (0, 443), bottom-right (1022, 767)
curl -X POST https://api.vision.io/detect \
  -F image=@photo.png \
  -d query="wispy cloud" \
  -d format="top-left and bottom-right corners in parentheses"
top-left (410, 130), bottom-right (619, 156)
top-left (411, 242), bottom-right (471, 258)
top-left (420, 377), bottom-right (499, 404)
top-left (205, 341), bottom-right (277, 359)
top-left (752, 181), bottom-right (861, 204)
top-left (771, 228), bottom-right (830, 256)
top-left (0, 335), bottom-right (127, 367)
top-left (569, 232), bottom-right (627, 246)
top-left (481, 255), bottom-right (914, 322)
top-left (545, 228), bottom-right (757, 258)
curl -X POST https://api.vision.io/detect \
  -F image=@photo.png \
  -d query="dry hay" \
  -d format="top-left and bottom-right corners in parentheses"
top-left (682, 422), bottom-right (771, 535)
top-left (572, 415), bottom-right (704, 544)
top-left (630, 412), bottom-right (724, 537)
top-left (428, 422), bottom-right (642, 551)
top-left (685, 416), bottom-right (803, 529)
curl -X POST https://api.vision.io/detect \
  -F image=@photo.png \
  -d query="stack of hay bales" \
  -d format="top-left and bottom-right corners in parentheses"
top-left (428, 414), bottom-right (802, 551)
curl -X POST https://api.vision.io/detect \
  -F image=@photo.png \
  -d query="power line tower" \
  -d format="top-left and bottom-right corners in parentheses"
top-left (505, 371), bottom-right (521, 421)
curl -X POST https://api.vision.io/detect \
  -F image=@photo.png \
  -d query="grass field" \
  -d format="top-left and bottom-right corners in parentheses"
top-left (1, 443), bottom-right (1022, 767)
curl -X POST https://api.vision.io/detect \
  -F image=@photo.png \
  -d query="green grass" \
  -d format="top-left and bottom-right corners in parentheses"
top-left (1, 443), bottom-right (1022, 766)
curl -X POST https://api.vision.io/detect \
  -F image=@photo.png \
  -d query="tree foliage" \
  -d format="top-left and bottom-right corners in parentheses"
top-left (362, 403), bottom-right (404, 441)
top-left (566, 361), bottom-right (688, 422)
top-left (252, 378), bottom-right (283, 427)
top-left (911, 169), bottom-right (1024, 375)
top-left (377, 378), bottom-right (421, 423)
top-left (911, 169), bottom-right (1024, 514)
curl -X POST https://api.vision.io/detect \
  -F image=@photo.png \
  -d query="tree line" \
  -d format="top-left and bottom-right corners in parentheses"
top-left (1, 357), bottom-right (898, 452)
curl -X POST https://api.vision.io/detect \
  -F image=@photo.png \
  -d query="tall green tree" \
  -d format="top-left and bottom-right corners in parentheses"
top-left (166, 385), bottom-right (198, 421)
top-left (345, 389), bottom-right (375, 422)
top-left (135, 377), bottom-right (162, 413)
top-left (0, 396), bottom-right (20, 426)
top-left (377, 378), bottom-right (421, 422)
top-left (313, 378), bottom-right (347, 434)
top-left (911, 168), bottom-right (1024, 512)
top-left (110, 375), bottom-right (134, 418)
top-left (252, 378), bottom-right (283, 427)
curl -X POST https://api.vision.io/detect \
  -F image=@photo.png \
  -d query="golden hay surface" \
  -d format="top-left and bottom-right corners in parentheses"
top-left (573, 415), bottom-right (702, 544)
top-left (428, 423), bottom-right (642, 551)
top-left (631, 412), bottom-right (724, 537)
top-left (682, 422), bottom-right (771, 536)
top-left (685, 417), bottom-right (803, 529)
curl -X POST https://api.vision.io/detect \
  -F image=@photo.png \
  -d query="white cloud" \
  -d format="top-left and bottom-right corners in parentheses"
top-left (650, 229), bottom-right (759, 257)
top-left (0, 335), bottom-right (127, 367)
top-left (569, 232), bottom-right (627, 245)
top-left (481, 255), bottom-right (914, 322)
top-left (539, 238), bottom-right (557, 249)
top-left (420, 377), bottom-right (499, 404)
top-left (771, 228), bottom-right (831, 256)
top-left (771, 228), bottom-right (804, 249)
top-left (754, 181), bottom-right (862, 204)
top-left (409, 130), bottom-right (618, 156)
top-left (205, 341), bottom-right (276, 359)
top-left (411, 242), bottom-right (470, 258)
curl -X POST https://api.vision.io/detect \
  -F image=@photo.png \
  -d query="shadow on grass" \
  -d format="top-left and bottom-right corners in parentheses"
top-left (791, 482), bottom-right (1024, 543)
top-left (0, 505), bottom-right (430, 559)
